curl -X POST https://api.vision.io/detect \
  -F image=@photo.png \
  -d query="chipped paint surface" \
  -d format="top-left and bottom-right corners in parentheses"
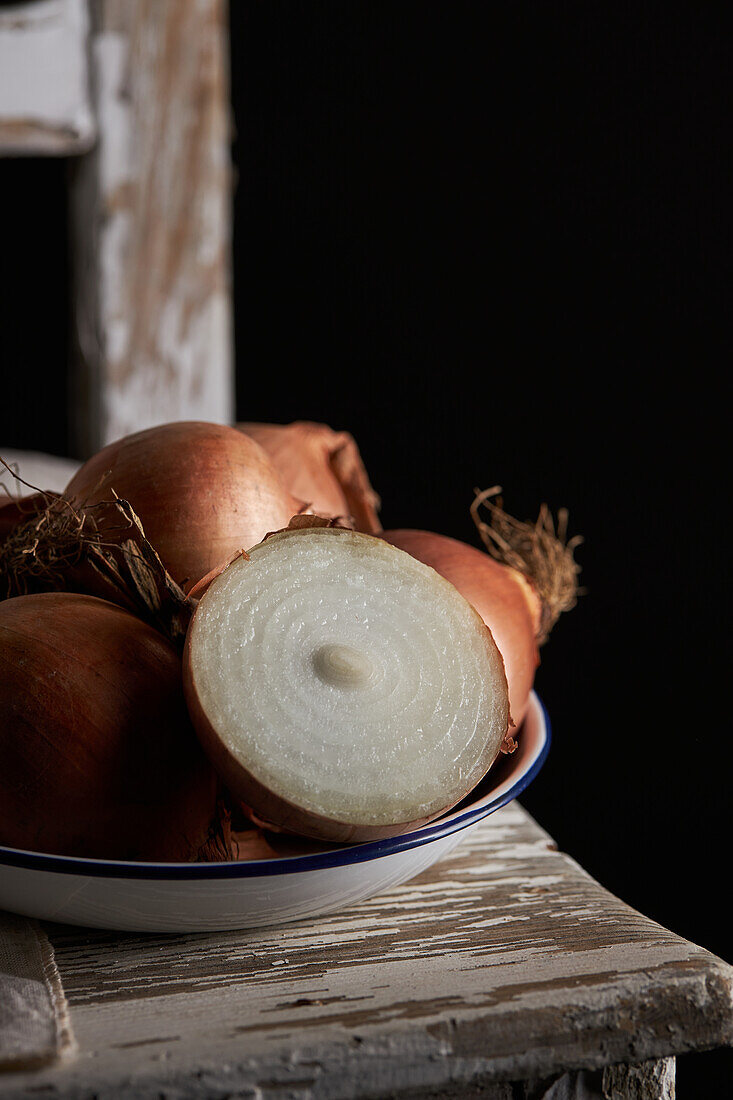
top-left (71, 0), bottom-right (233, 453)
top-left (2, 802), bottom-right (731, 1097)
top-left (0, 0), bottom-right (95, 154)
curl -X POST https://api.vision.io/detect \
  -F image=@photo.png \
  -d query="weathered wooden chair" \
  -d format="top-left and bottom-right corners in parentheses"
top-left (1, 4), bottom-right (732, 1097)
top-left (1, 0), bottom-right (234, 457)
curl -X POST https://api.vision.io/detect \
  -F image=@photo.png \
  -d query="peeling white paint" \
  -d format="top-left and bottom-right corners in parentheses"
top-left (71, 1), bottom-right (234, 453)
top-left (0, 0), bottom-right (95, 154)
top-left (2, 803), bottom-right (731, 1097)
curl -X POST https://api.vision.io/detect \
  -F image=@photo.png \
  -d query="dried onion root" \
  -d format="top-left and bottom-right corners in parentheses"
top-left (470, 487), bottom-right (582, 642)
top-left (383, 488), bottom-right (582, 727)
top-left (183, 522), bottom-right (510, 843)
top-left (0, 490), bottom-right (50, 545)
top-left (0, 479), bottom-right (194, 649)
top-left (65, 422), bottom-right (304, 590)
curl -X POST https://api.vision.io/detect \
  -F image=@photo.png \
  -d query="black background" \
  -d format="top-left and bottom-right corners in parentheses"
top-left (1, 2), bottom-right (731, 1091)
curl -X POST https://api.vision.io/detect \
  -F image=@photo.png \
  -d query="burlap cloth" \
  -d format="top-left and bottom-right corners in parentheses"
top-left (1, 442), bottom-right (81, 1071)
top-left (0, 911), bottom-right (76, 1070)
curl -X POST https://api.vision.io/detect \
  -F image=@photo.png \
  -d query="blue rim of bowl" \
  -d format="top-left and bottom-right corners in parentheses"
top-left (0, 695), bottom-right (550, 881)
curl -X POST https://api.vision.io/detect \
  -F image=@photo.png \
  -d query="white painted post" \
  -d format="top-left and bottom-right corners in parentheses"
top-left (0, 0), bottom-right (95, 155)
top-left (69, 0), bottom-right (234, 455)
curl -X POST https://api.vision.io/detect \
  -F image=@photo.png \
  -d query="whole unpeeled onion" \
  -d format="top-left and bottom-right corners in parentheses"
top-left (0, 592), bottom-right (229, 861)
top-left (65, 421), bottom-right (303, 590)
top-left (238, 420), bottom-right (382, 534)
top-left (382, 498), bottom-right (580, 728)
top-left (183, 524), bottom-right (510, 843)
top-left (382, 530), bottom-right (540, 727)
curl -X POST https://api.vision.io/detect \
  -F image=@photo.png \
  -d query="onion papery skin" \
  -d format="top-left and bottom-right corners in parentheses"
top-left (0, 592), bottom-right (227, 861)
top-left (183, 525), bottom-right (510, 843)
top-left (382, 529), bottom-right (541, 729)
top-left (65, 422), bottom-right (302, 590)
top-left (238, 420), bottom-right (382, 534)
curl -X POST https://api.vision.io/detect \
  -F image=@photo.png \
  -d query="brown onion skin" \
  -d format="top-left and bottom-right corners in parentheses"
top-left (0, 592), bottom-right (223, 861)
top-left (238, 420), bottom-right (382, 535)
top-left (65, 421), bottom-right (302, 590)
top-left (381, 529), bottom-right (541, 729)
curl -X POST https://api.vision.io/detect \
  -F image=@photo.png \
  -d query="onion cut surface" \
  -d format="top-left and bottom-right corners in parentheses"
top-left (382, 529), bottom-right (541, 728)
top-left (183, 526), bottom-right (510, 842)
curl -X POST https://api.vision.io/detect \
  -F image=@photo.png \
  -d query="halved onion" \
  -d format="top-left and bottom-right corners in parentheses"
top-left (183, 524), bottom-right (510, 842)
top-left (382, 529), bottom-right (541, 728)
top-left (382, 491), bottom-right (581, 728)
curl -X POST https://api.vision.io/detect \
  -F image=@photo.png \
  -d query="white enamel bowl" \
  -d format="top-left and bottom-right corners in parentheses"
top-left (0, 692), bottom-right (549, 933)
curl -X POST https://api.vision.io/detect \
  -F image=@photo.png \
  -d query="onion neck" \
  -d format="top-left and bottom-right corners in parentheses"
top-left (470, 486), bottom-right (583, 643)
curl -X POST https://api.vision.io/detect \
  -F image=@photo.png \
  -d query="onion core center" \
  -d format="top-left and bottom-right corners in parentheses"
top-left (313, 643), bottom-right (375, 690)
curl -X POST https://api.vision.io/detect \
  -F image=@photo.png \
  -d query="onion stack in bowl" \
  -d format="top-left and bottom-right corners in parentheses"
top-left (0, 420), bottom-right (579, 860)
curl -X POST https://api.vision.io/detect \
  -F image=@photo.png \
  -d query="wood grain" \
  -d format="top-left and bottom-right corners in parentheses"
top-left (1, 802), bottom-right (731, 1097)
top-left (69, 0), bottom-right (234, 456)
